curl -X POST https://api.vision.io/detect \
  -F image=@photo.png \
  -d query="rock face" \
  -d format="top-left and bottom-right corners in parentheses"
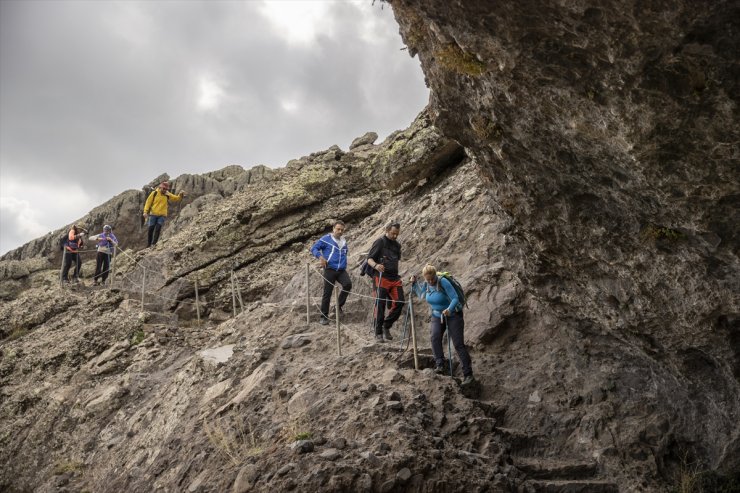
top-left (0, 4), bottom-right (738, 492)
top-left (0, 164), bottom-right (276, 266)
top-left (390, 0), bottom-right (739, 488)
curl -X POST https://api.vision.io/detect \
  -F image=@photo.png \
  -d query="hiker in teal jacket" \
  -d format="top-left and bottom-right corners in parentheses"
top-left (412, 264), bottom-right (474, 384)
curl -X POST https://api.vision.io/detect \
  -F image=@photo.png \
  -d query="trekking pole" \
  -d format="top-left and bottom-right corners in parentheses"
top-left (195, 278), bottom-right (201, 328)
top-left (445, 315), bottom-right (453, 376)
top-left (372, 272), bottom-right (383, 333)
top-left (141, 267), bottom-right (146, 313)
top-left (335, 285), bottom-right (342, 356)
top-left (305, 263), bottom-right (310, 327)
top-left (399, 299), bottom-right (410, 350)
top-left (409, 290), bottom-right (419, 370)
top-left (109, 248), bottom-right (117, 288)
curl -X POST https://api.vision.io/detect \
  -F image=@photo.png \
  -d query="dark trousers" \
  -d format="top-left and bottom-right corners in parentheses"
top-left (62, 251), bottom-right (80, 282)
top-left (373, 276), bottom-right (404, 334)
top-left (321, 269), bottom-right (352, 318)
top-left (431, 312), bottom-right (473, 377)
top-left (94, 252), bottom-right (111, 283)
top-left (147, 224), bottom-right (162, 246)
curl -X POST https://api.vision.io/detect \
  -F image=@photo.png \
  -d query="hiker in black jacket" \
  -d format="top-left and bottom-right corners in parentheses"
top-left (366, 222), bottom-right (404, 343)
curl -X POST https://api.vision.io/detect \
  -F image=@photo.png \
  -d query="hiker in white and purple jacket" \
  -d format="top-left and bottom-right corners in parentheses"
top-left (310, 220), bottom-right (352, 325)
top-left (89, 225), bottom-right (118, 285)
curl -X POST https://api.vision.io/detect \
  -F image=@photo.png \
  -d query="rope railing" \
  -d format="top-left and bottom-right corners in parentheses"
top-left (306, 262), bottom-right (420, 367)
top-left (57, 245), bottom-right (424, 369)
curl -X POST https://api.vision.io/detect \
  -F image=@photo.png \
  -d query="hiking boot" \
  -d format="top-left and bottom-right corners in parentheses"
top-left (375, 334), bottom-right (385, 343)
top-left (462, 375), bottom-right (475, 386)
top-left (319, 317), bottom-right (329, 326)
top-left (434, 365), bottom-right (446, 375)
top-left (383, 328), bottom-right (393, 341)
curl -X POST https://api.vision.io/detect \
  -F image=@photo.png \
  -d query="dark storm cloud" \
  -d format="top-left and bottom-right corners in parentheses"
top-left (0, 0), bottom-right (428, 254)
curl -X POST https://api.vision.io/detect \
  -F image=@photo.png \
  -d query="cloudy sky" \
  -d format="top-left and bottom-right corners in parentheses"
top-left (0, 0), bottom-right (428, 255)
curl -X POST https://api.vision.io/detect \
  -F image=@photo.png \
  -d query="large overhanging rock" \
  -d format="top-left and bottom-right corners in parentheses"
top-left (390, 0), bottom-right (739, 487)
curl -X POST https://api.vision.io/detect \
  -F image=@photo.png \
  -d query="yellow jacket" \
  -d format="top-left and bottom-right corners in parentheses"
top-left (143, 190), bottom-right (183, 217)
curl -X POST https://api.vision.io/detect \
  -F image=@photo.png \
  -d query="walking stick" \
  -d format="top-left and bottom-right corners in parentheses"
top-left (399, 297), bottom-right (410, 350)
top-left (59, 249), bottom-right (66, 287)
top-left (372, 272), bottom-right (383, 333)
top-left (409, 291), bottom-right (418, 370)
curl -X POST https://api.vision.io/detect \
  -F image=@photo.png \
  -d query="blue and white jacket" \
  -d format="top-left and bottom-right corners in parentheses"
top-left (310, 234), bottom-right (348, 271)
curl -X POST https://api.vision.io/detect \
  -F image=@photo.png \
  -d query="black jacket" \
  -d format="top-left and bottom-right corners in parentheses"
top-left (367, 235), bottom-right (402, 280)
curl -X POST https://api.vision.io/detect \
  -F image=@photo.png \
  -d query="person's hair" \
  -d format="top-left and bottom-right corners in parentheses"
top-left (333, 220), bottom-right (345, 228)
top-left (385, 221), bottom-right (400, 231)
top-left (422, 264), bottom-right (437, 277)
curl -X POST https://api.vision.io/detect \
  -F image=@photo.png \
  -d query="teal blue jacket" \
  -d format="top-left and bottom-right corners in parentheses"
top-left (412, 276), bottom-right (460, 318)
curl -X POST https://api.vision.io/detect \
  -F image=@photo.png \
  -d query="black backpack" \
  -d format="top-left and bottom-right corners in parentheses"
top-left (359, 258), bottom-right (375, 277)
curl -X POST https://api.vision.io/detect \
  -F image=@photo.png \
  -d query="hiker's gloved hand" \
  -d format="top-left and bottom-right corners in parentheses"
top-left (319, 258), bottom-right (327, 268)
top-left (409, 275), bottom-right (417, 284)
top-left (442, 309), bottom-right (450, 317)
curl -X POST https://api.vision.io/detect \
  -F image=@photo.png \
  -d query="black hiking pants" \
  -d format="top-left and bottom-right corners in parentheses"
top-left (321, 268), bottom-right (352, 319)
top-left (430, 311), bottom-right (472, 377)
top-left (62, 251), bottom-right (80, 282)
top-left (94, 252), bottom-right (111, 283)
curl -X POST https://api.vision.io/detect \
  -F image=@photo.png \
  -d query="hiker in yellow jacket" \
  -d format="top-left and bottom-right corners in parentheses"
top-left (143, 181), bottom-right (185, 247)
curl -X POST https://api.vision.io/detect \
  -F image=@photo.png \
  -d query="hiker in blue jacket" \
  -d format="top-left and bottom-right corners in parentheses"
top-left (310, 220), bottom-right (352, 325)
top-left (411, 264), bottom-right (474, 385)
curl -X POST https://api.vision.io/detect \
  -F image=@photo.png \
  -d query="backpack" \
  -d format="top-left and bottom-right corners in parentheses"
top-left (59, 234), bottom-right (68, 251)
top-left (359, 258), bottom-right (375, 277)
top-left (437, 272), bottom-right (468, 311)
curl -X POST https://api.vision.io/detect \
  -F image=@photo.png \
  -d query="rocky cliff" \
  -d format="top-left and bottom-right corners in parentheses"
top-left (389, 0), bottom-right (739, 489)
top-left (1, 1), bottom-right (739, 492)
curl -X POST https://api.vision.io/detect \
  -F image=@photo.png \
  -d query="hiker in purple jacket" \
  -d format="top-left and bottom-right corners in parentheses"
top-left (89, 225), bottom-right (118, 285)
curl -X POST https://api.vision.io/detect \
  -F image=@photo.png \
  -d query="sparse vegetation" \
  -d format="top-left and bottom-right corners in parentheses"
top-left (53, 461), bottom-right (84, 475)
top-left (642, 225), bottom-right (685, 242)
top-left (294, 431), bottom-right (312, 441)
top-left (7, 327), bottom-right (29, 341)
top-left (436, 44), bottom-right (486, 76)
top-left (279, 415), bottom-right (313, 443)
top-left (130, 329), bottom-right (145, 345)
top-left (203, 417), bottom-right (263, 465)
top-left (671, 452), bottom-right (740, 493)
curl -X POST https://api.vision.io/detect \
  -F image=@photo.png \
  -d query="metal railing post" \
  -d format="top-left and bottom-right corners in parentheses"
top-left (195, 278), bottom-right (201, 328)
top-left (335, 285), bottom-right (341, 356)
top-left (231, 272), bottom-right (237, 317)
top-left (409, 292), bottom-right (419, 370)
top-left (140, 268), bottom-right (146, 312)
top-left (306, 263), bottom-right (310, 326)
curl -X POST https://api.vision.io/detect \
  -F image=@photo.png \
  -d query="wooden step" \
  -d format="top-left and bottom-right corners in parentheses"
top-left (515, 457), bottom-right (598, 480)
top-left (522, 479), bottom-right (618, 493)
